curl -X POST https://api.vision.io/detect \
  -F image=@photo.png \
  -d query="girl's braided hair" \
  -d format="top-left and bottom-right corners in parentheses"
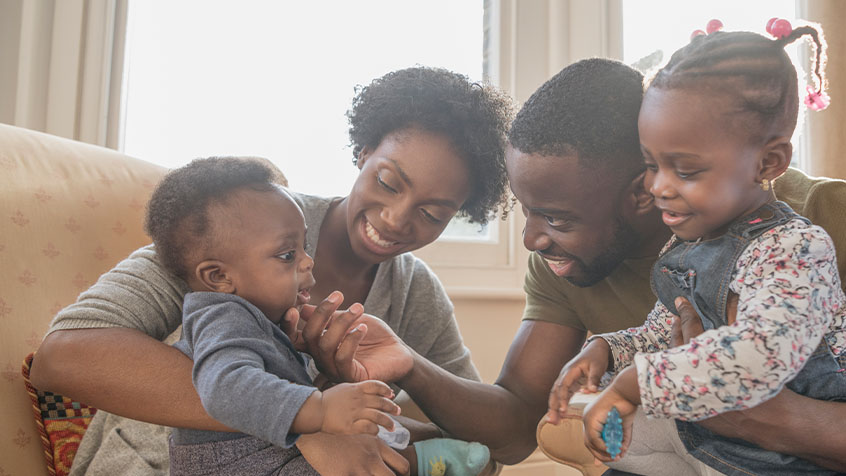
top-left (649, 24), bottom-right (827, 143)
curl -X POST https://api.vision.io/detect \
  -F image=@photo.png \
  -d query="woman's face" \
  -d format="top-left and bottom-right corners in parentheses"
top-left (346, 127), bottom-right (472, 264)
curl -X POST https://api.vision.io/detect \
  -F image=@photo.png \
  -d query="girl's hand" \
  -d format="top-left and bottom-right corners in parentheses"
top-left (581, 366), bottom-right (640, 462)
top-left (547, 338), bottom-right (611, 424)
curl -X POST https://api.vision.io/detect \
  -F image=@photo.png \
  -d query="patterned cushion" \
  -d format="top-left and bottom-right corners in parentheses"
top-left (22, 353), bottom-right (98, 476)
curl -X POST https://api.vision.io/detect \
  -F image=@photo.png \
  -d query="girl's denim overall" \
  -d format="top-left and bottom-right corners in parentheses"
top-left (651, 201), bottom-right (846, 476)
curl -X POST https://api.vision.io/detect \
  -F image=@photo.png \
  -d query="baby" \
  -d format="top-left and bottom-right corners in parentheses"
top-left (145, 157), bottom-right (400, 475)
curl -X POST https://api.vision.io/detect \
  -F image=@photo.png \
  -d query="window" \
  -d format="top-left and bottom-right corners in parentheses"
top-left (621, 0), bottom-right (806, 169)
top-left (121, 0), bottom-right (489, 240)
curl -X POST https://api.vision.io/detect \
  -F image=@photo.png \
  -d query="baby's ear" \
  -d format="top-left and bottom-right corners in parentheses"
top-left (624, 170), bottom-right (655, 216)
top-left (194, 260), bottom-right (234, 293)
top-left (759, 136), bottom-right (792, 182)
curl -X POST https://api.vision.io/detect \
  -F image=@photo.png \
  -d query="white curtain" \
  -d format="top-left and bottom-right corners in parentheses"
top-left (0, 0), bottom-right (128, 149)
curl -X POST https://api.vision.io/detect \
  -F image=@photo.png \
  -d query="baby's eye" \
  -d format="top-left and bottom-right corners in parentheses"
top-left (644, 162), bottom-right (658, 172)
top-left (276, 251), bottom-right (295, 262)
top-left (676, 170), bottom-right (700, 179)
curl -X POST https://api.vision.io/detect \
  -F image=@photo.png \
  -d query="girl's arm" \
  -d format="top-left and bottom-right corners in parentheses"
top-left (593, 300), bottom-right (676, 372)
top-left (635, 223), bottom-right (843, 421)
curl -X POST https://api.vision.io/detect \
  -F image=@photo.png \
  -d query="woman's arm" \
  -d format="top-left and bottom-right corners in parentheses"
top-left (31, 327), bottom-right (229, 430)
top-left (29, 246), bottom-right (228, 430)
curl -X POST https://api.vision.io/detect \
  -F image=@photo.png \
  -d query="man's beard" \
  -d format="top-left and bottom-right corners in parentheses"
top-left (566, 217), bottom-right (640, 288)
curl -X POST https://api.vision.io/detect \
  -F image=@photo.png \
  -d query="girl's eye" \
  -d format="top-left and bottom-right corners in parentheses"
top-left (421, 208), bottom-right (443, 224)
top-left (377, 174), bottom-right (398, 193)
top-left (276, 251), bottom-right (295, 262)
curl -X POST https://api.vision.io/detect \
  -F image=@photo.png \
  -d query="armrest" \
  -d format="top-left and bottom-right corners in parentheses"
top-left (535, 392), bottom-right (607, 476)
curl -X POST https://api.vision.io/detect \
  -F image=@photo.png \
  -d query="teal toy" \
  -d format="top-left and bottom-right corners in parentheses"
top-left (602, 407), bottom-right (623, 459)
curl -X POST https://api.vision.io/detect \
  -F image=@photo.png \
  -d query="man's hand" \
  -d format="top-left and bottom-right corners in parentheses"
top-left (670, 295), bottom-right (846, 471)
top-left (297, 432), bottom-right (410, 476)
top-left (546, 338), bottom-right (610, 424)
top-left (300, 291), bottom-right (413, 383)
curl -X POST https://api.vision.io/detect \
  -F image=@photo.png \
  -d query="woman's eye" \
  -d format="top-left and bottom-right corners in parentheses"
top-left (376, 174), bottom-right (398, 193)
top-left (421, 208), bottom-right (443, 224)
top-left (276, 251), bottom-right (295, 262)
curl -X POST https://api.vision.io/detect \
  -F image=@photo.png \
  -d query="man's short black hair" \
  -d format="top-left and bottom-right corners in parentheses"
top-left (145, 157), bottom-right (285, 279)
top-left (347, 66), bottom-right (514, 224)
top-left (508, 58), bottom-right (645, 182)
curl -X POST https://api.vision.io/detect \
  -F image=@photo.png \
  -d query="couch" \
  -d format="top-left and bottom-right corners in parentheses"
top-left (0, 122), bottom-right (167, 475)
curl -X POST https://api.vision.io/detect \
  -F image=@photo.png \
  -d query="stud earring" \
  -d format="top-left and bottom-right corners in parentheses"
top-left (761, 179), bottom-right (770, 191)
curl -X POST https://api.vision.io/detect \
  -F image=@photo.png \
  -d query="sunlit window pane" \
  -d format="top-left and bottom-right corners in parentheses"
top-left (122, 0), bottom-right (487, 239)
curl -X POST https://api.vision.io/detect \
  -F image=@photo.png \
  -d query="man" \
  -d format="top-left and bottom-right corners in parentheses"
top-left (309, 58), bottom-right (846, 471)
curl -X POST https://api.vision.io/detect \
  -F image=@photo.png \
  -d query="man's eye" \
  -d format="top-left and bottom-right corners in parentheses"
top-left (545, 216), bottom-right (569, 227)
top-left (276, 251), bottom-right (295, 261)
top-left (377, 174), bottom-right (398, 193)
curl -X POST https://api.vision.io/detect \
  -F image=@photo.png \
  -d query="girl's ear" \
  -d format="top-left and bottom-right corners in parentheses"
top-left (622, 170), bottom-right (655, 217)
top-left (194, 260), bottom-right (235, 293)
top-left (758, 136), bottom-right (792, 182)
top-left (356, 146), bottom-right (372, 170)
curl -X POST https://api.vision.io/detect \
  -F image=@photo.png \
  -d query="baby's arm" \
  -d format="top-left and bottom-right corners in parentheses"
top-left (635, 224), bottom-right (842, 421)
top-left (187, 300), bottom-right (399, 447)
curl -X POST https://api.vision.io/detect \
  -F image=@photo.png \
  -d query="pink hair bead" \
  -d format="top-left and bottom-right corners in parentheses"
top-left (690, 29), bottom-right (706, 40)
top-left (804, 85), bottom-right (830, 111)
top-left (706, 19), bottom-right (724, 34)
top-left (765, 17), bottom-right (779, 35)
top-left (770, 19), bottom-right (792, 39)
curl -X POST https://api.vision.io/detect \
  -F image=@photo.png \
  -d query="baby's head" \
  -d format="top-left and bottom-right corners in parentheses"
top-left (146, 157), bottom-right (314, 322)
top-left (639, 23), bottom-right (827, 240)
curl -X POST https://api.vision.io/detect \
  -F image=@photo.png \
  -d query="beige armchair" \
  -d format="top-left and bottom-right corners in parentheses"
top-left (0, 122), bottom-right (166, 475)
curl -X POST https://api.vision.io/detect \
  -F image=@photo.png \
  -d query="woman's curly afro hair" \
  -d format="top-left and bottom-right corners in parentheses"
top-left (347, 66), bottom-right (513, 224)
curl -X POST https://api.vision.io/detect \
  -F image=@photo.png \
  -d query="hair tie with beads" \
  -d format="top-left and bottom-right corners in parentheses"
top-left (766, 17), bottom-right (793, 39)
top-left (766, 18), bottom-right (830, 111)
top-left (690, 19), bottom-right (723, 40)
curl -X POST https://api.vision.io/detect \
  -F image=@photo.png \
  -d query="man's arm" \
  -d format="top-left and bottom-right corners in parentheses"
top-left (398, 320), bottom-right (587, 464)
top-left (673, 297), bottom-right (846, 471)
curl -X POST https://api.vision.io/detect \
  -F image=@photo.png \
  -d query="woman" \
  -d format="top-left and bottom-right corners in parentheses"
top-left (30, 66), bottom-right (512, 476)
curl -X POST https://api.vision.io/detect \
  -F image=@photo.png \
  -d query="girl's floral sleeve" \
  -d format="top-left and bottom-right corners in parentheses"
top-left (634, 221), bottom-right (844, 421)
top-left (592, 300), bottom-right (676, 373)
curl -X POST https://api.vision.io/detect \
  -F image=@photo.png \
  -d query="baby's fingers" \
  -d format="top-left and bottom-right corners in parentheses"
top-left (362, 408), bottom-right (397, 432)
top-left (359, 380), bottom-right (395, 399)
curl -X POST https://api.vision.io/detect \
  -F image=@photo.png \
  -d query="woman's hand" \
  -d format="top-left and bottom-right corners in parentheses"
top-left (546, 338), bottom-right (611, 424)
top-left (300, 291), bottom-right (414, 383)
top-left (296, 432), bottom-right (410, 476)
top-left (581, 366), bottom-right (639, 463)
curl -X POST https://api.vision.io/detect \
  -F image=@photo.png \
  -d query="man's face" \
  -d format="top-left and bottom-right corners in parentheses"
top-left (506, 146), bottom-right (640, 287)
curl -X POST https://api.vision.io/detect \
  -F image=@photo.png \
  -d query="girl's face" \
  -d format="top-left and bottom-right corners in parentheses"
top-left (346, 127), bottom-right (472, 264)
top-left (639, 88), bottom-right (770, 241)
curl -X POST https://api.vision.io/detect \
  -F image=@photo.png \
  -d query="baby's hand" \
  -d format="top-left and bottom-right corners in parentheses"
top-left (281, 307), bottom-right (305, 351)
top-left (547, 339), bottom-right (610, 424)
top-left (319, 381), bottom-right (401, 435)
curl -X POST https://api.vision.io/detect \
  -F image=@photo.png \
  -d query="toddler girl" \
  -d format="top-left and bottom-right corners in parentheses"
top-left (549, 20), bottom-right (846, 476)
